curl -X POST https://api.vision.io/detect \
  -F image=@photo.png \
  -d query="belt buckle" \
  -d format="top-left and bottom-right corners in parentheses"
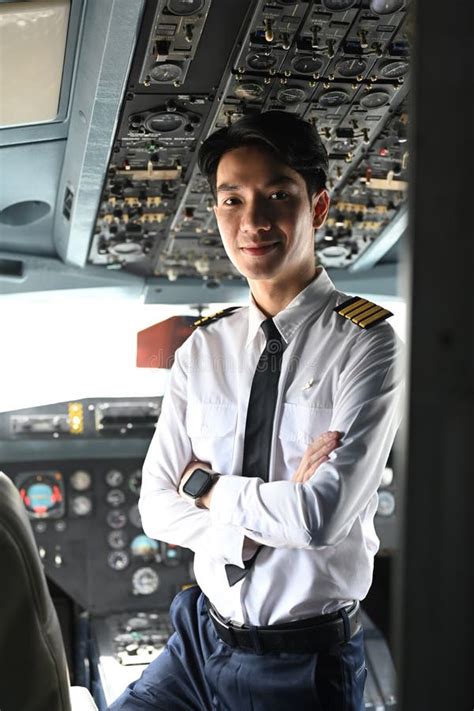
top-left (208, 605), bottom-right (237, 646)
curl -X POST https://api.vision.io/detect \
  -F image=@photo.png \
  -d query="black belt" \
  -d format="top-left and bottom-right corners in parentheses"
top-left (206, 599), bottom-right (361, 654)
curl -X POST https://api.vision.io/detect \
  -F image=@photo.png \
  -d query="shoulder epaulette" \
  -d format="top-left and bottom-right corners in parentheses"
top-left (334, 296), bottom-right (393, 329)
top-left (193, 305), bottom-right (241, 328)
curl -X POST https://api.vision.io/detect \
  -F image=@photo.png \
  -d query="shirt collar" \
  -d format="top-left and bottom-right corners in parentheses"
top-left (246, 267), bottom-right (336, 347)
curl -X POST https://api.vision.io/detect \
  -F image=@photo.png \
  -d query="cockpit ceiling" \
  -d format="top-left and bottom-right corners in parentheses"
top-left (0, 0), bottom-right (409, 297)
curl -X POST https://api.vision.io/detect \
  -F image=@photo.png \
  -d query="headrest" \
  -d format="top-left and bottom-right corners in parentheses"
top-left (0, 472), bottom-right (72, 711)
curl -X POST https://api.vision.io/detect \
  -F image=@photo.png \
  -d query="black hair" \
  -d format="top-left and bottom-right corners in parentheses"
top-left (198, 110), bottom-right (328, 201)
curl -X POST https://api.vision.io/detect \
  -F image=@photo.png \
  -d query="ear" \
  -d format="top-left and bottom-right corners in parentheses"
top-left (311, 189), bottom-right (330, 230)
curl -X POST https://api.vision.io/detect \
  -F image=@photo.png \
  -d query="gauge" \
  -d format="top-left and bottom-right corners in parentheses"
top-left (291, 55), bottom-right (324, 75)
top-left (360, 91), bottom-right (390, 109)
top-left (336, 58), bottom-right (367, 78)
top-left (234, 81), bottom-right (264, 101)
top-left (322, 0), bottom-right (357, 10)
top-left (277, 87), bottom-right (306, 105)
top-left (319, 90), bottom-right (349, 108)
top-left (321, 245), bottom-right (349, 260)
top-left (70, 470), bottom-right (91, 491)
top-left (380, 466), bottom-right (394, 487)
top-left (128, 470), bottom-right (142, 496)
top-left (105, 469), bottom-right (124, 487)
top-left (145, 112), bottom-right (185, 134)
top-left (167, 0), bottom-right (204, 16)
top-left (108, 550), bottom-right (130, 571)
top-left (108, 530), bottom-right (128, 549)
top-left (126, 616), bottom-right (150, 631)
top-left (149, 62), bottom-right (183, 84)
top-left (107, 509), bottom-right (127, 529)
top-left (131, 534), bottom-right (160, 560)
top-left (246, 52), bottom-right (276, 71)
top-left (132, 567), bottom-right (160, 595)
top-left (377, 491), bottom-right (396, 517)
top-left (106, 488), bottom-right (126, 507)
top-left (17, 471), bottom-right (65, 519)
top-left (128, 504), bottom-right (142, 529)
top-left (71, 496), bottom-right (92, 516)
top-left (379, 60), bottom-right (409, 79)
top-left (370, 0), bottom-right (404, 15)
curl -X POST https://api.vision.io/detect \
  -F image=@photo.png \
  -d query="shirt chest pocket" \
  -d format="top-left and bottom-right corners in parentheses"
top-left (278, 402), bottom-right (333, 446)
top-left (186, 401), bottom-right (237, 471)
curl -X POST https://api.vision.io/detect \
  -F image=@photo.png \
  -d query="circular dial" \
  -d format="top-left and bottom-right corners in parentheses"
top-left (370, 0), bottom-right (404, 15)
top-left (106, 488), bottom-right (126, 507)
top-left (108, 530), bottom-right (128, 549)
top-left (145, 112), bottom-right (185, 134)
top-left (319, 90), bottom-right (349, 108)
top-left (167, 0), bottom-right (204, 16)
top-left (132, 567), bottom-right (160, 595)
top-left (105, 469), bottom-right (124, 488)
top-left (149, 63), bottom-right (183, 84)
top-left (246, 52), bottom-right (276, 71)
top-left (380, 466), bottom-right (394, 487)
top-left (360, 91), bottom-right (390, 109)
top-left (131, 534), bottom-right (160, 560)
top-left (291, 55), bottom-right (324, 75)
top-left (234, 82), bottom-right (264, 101)
top-left (108, 550), bottom-right (130, 571)
top-left (276, 87), bottom-right (306, 105)
top-left (322, 0), bottom-right (357, 10)
top-left (18, 473), bottom-right (65, 519)
top-left (70, 470), bottom-right (91, 491)
top-left (336, 58), bottom-right (367, 77)
top-left (377, 491), bottom-right (396, 517)
top-left (107, 509), bottom-right (127, 529)
top-left (379, 60), bottom-right (409, 79)
top-left (72, 495), bottom-right (92, 516)
top-left (128, 470), bottom-right (142, 496)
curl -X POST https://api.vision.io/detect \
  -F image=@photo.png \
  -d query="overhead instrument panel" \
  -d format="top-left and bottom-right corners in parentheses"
top-left (89, 0), bottom-right (410, 279)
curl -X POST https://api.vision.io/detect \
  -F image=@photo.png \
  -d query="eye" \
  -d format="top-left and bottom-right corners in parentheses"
top-left (222, 196), bottom-right (241, 206)
top-left (269, 191), bottom-right (289, 200)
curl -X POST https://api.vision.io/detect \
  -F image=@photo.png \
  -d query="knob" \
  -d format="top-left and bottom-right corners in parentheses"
top-left (264, 18), bottom-right (273, 42)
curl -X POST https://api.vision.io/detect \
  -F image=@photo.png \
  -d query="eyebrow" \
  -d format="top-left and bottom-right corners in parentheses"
top-left (216, 175), bottom-right (298, 193)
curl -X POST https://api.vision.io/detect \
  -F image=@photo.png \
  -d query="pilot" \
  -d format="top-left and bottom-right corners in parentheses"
top-left (109, 111), bottom-right (402, 710)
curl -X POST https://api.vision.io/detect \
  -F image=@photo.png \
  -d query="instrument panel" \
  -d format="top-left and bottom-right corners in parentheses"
top-left (87, 0), bottom-right (410, 281)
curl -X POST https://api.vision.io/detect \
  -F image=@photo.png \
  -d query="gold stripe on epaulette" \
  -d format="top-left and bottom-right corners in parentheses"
top-left (193, 309), bottom-right (226, 327)
top-left (334, 297), bottom-right (393, 329)
top-left (338, 298), bottom-right (368, 317)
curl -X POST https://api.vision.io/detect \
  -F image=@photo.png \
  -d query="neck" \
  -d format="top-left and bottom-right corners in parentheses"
top-left (249, 265), bottom-right (321, 317)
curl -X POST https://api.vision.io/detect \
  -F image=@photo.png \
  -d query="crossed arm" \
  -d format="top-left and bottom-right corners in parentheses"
top-left (139, 325), bottom-right (402, 562)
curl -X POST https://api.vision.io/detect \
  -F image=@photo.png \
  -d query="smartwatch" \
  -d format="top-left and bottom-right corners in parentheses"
top-left (182, 468), bottom-right (220, 499)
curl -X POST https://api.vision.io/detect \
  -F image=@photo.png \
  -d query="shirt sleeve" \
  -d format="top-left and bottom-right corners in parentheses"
top-left (209, 325), bottom-right (403, 549)
top-left (139, 341), bottom-right (246, 566)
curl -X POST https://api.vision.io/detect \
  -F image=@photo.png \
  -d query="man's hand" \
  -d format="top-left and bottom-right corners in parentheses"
top-left (291, 431), bottom-right (341, 484)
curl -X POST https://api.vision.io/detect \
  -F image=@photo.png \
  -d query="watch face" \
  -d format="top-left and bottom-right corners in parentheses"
top-left (183, 468), bottom-right (211, 498)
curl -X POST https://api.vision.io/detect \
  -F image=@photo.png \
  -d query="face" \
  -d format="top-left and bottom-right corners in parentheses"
top-left (213, 145), bottom-right (329, 288)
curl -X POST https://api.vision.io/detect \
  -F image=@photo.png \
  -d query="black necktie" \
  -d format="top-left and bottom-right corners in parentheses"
top-left (225, 318), bottom-right (284, 586)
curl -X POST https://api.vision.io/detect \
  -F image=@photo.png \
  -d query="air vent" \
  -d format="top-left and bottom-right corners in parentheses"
top-left (0, 259), bottom-right (23, 278)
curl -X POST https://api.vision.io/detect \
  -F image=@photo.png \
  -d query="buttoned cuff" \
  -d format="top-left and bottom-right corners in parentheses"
top-left (200, 522), bottom-right (246, 568)
top-left (209, 474), bottom-right (257, 527)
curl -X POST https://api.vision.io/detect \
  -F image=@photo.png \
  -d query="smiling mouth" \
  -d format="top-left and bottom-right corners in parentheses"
top-left (240, 243), bottom-right (279, 256)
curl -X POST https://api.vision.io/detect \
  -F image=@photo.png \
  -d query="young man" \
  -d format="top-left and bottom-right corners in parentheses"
top-left (110, 111), bottom-right (402, 710)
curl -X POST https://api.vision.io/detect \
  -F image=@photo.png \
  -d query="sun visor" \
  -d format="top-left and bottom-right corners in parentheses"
top-left (136, 316), bottom-right (196, 369)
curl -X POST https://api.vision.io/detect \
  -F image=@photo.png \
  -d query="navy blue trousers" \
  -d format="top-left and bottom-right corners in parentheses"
top-left (108, 586), bottom-right (366, 711)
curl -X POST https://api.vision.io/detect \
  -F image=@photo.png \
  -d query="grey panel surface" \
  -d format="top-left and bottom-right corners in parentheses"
top-left (54, 0), bottom-right (145, 267)
top-left (0, 251), bottom-right (143, 295)
top-left (0, 140), bottom-right (66, 257)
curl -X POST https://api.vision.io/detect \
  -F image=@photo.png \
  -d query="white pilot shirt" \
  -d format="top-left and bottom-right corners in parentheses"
top-left (139, 268), bottom-right (403, 626)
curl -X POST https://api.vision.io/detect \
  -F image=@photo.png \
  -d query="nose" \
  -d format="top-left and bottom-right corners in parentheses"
top-left (240, 197), bottom-right (272, 234)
